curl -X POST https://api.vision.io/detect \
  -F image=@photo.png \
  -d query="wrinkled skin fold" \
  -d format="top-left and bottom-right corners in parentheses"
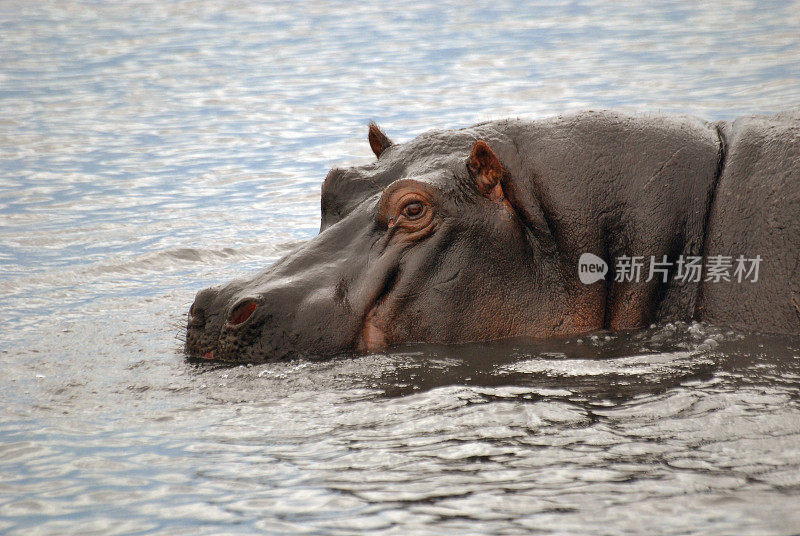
top-left (186, 110), bottom-right (800, 362)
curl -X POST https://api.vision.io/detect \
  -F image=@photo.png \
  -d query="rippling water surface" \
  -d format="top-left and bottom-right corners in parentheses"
top-left (2, 1), bottom-right (800, 534)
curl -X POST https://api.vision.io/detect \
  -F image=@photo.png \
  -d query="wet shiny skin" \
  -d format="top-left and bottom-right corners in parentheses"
top-left (2, 1), bottom-right (800, 534)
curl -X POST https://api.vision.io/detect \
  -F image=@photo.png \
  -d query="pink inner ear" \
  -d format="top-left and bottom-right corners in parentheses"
top-left (469, 140), bottom-right (506, 196)
top-left (488, 182), bottom-right (505, 202)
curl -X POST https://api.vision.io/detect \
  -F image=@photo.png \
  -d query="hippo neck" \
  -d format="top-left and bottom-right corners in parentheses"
top-left (691, 121), bottom-right (729, 321)
top-left (498, 112), bottom-right (727, 330)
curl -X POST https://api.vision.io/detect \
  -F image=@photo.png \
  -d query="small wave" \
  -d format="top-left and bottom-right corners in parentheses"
top-left (501, 350), bottom-right (713, 377)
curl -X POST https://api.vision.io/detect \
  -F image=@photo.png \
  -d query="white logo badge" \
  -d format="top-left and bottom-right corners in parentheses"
top-left (578, 253), bottom-right (608, 284)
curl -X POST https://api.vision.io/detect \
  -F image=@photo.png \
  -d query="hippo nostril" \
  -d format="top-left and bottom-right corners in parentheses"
top-left (228, 300), bottom-right (258, 326)
top-left (188, 302), bottom-right (206, 328)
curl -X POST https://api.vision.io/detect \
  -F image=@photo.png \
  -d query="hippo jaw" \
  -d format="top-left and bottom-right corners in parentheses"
top-left (186, 128), bottom-right (595, 362)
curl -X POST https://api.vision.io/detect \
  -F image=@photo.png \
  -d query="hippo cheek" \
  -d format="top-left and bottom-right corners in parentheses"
top-left (358, 310), bottom-right (388, 353)
top-left (357, 285), bottom-right (399, 353)
top-left (356, 268), bottom-right (463, 352)
top-left (347, 248), bottom-right (407, 353)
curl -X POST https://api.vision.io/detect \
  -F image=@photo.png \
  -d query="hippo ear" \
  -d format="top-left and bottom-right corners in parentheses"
top-left (468, 140), bottom-right (555, 244)
top-left (467, 140), bottom-right (506, 199)
top-left (368, 122), bottom-right (393, 158)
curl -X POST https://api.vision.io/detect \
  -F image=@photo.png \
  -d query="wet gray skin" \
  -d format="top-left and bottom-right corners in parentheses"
top-left (186, 110), bottom-right (799, 362)
top-left (186, 125), bottom-right (582, 361)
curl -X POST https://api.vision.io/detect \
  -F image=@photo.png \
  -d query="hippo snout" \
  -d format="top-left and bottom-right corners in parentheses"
top-left (187, 287), bottom-right (216, 329)
top-left (185, 258), bottom-right (366, 362)
top-left (186, 287), bottom-right (265, 361)
top-left (190, 287), bottom-right (259, 327)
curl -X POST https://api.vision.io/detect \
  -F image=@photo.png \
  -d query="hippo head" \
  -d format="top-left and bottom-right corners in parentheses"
top-left (186, 123), bottom-right (599, 361)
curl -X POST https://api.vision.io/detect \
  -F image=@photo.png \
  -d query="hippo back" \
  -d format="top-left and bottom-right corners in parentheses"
top-left (698, 110), bottom-right (800, 333)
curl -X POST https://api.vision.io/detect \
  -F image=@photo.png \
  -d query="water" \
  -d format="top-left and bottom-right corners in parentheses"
top-left (2, 1), bottom-right (800, 534)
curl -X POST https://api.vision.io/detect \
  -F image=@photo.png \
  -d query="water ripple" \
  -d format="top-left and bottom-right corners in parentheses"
top-left (2, 1), bottom-right (800, 534)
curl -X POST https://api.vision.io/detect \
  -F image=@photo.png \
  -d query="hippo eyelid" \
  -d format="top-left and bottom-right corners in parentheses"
top-left (377, 179), bottom-right (435, 220)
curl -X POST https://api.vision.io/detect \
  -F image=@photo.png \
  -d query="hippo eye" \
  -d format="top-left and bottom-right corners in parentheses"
top-left (402, 202), bottom-right (424, 220)
top-left (377, 181), bottom-right (438, 238)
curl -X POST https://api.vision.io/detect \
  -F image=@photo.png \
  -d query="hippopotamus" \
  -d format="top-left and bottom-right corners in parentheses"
top-left (186, 110), bottom-right (799, 361)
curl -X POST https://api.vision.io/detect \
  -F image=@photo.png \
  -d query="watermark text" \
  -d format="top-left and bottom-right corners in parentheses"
top-left (578, 254), bottom-right (761, 284)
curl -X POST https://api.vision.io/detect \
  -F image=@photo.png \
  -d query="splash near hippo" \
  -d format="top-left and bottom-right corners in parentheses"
top-left (186, 110), bottom-right (799, 362)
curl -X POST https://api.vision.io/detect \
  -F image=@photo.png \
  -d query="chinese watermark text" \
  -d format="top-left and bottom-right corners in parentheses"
top-left (578, 254), bottom-right (761, 284)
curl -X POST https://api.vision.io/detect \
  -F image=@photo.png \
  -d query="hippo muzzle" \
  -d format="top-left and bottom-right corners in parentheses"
top-left (186, 199), bottom-right (399, 361)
